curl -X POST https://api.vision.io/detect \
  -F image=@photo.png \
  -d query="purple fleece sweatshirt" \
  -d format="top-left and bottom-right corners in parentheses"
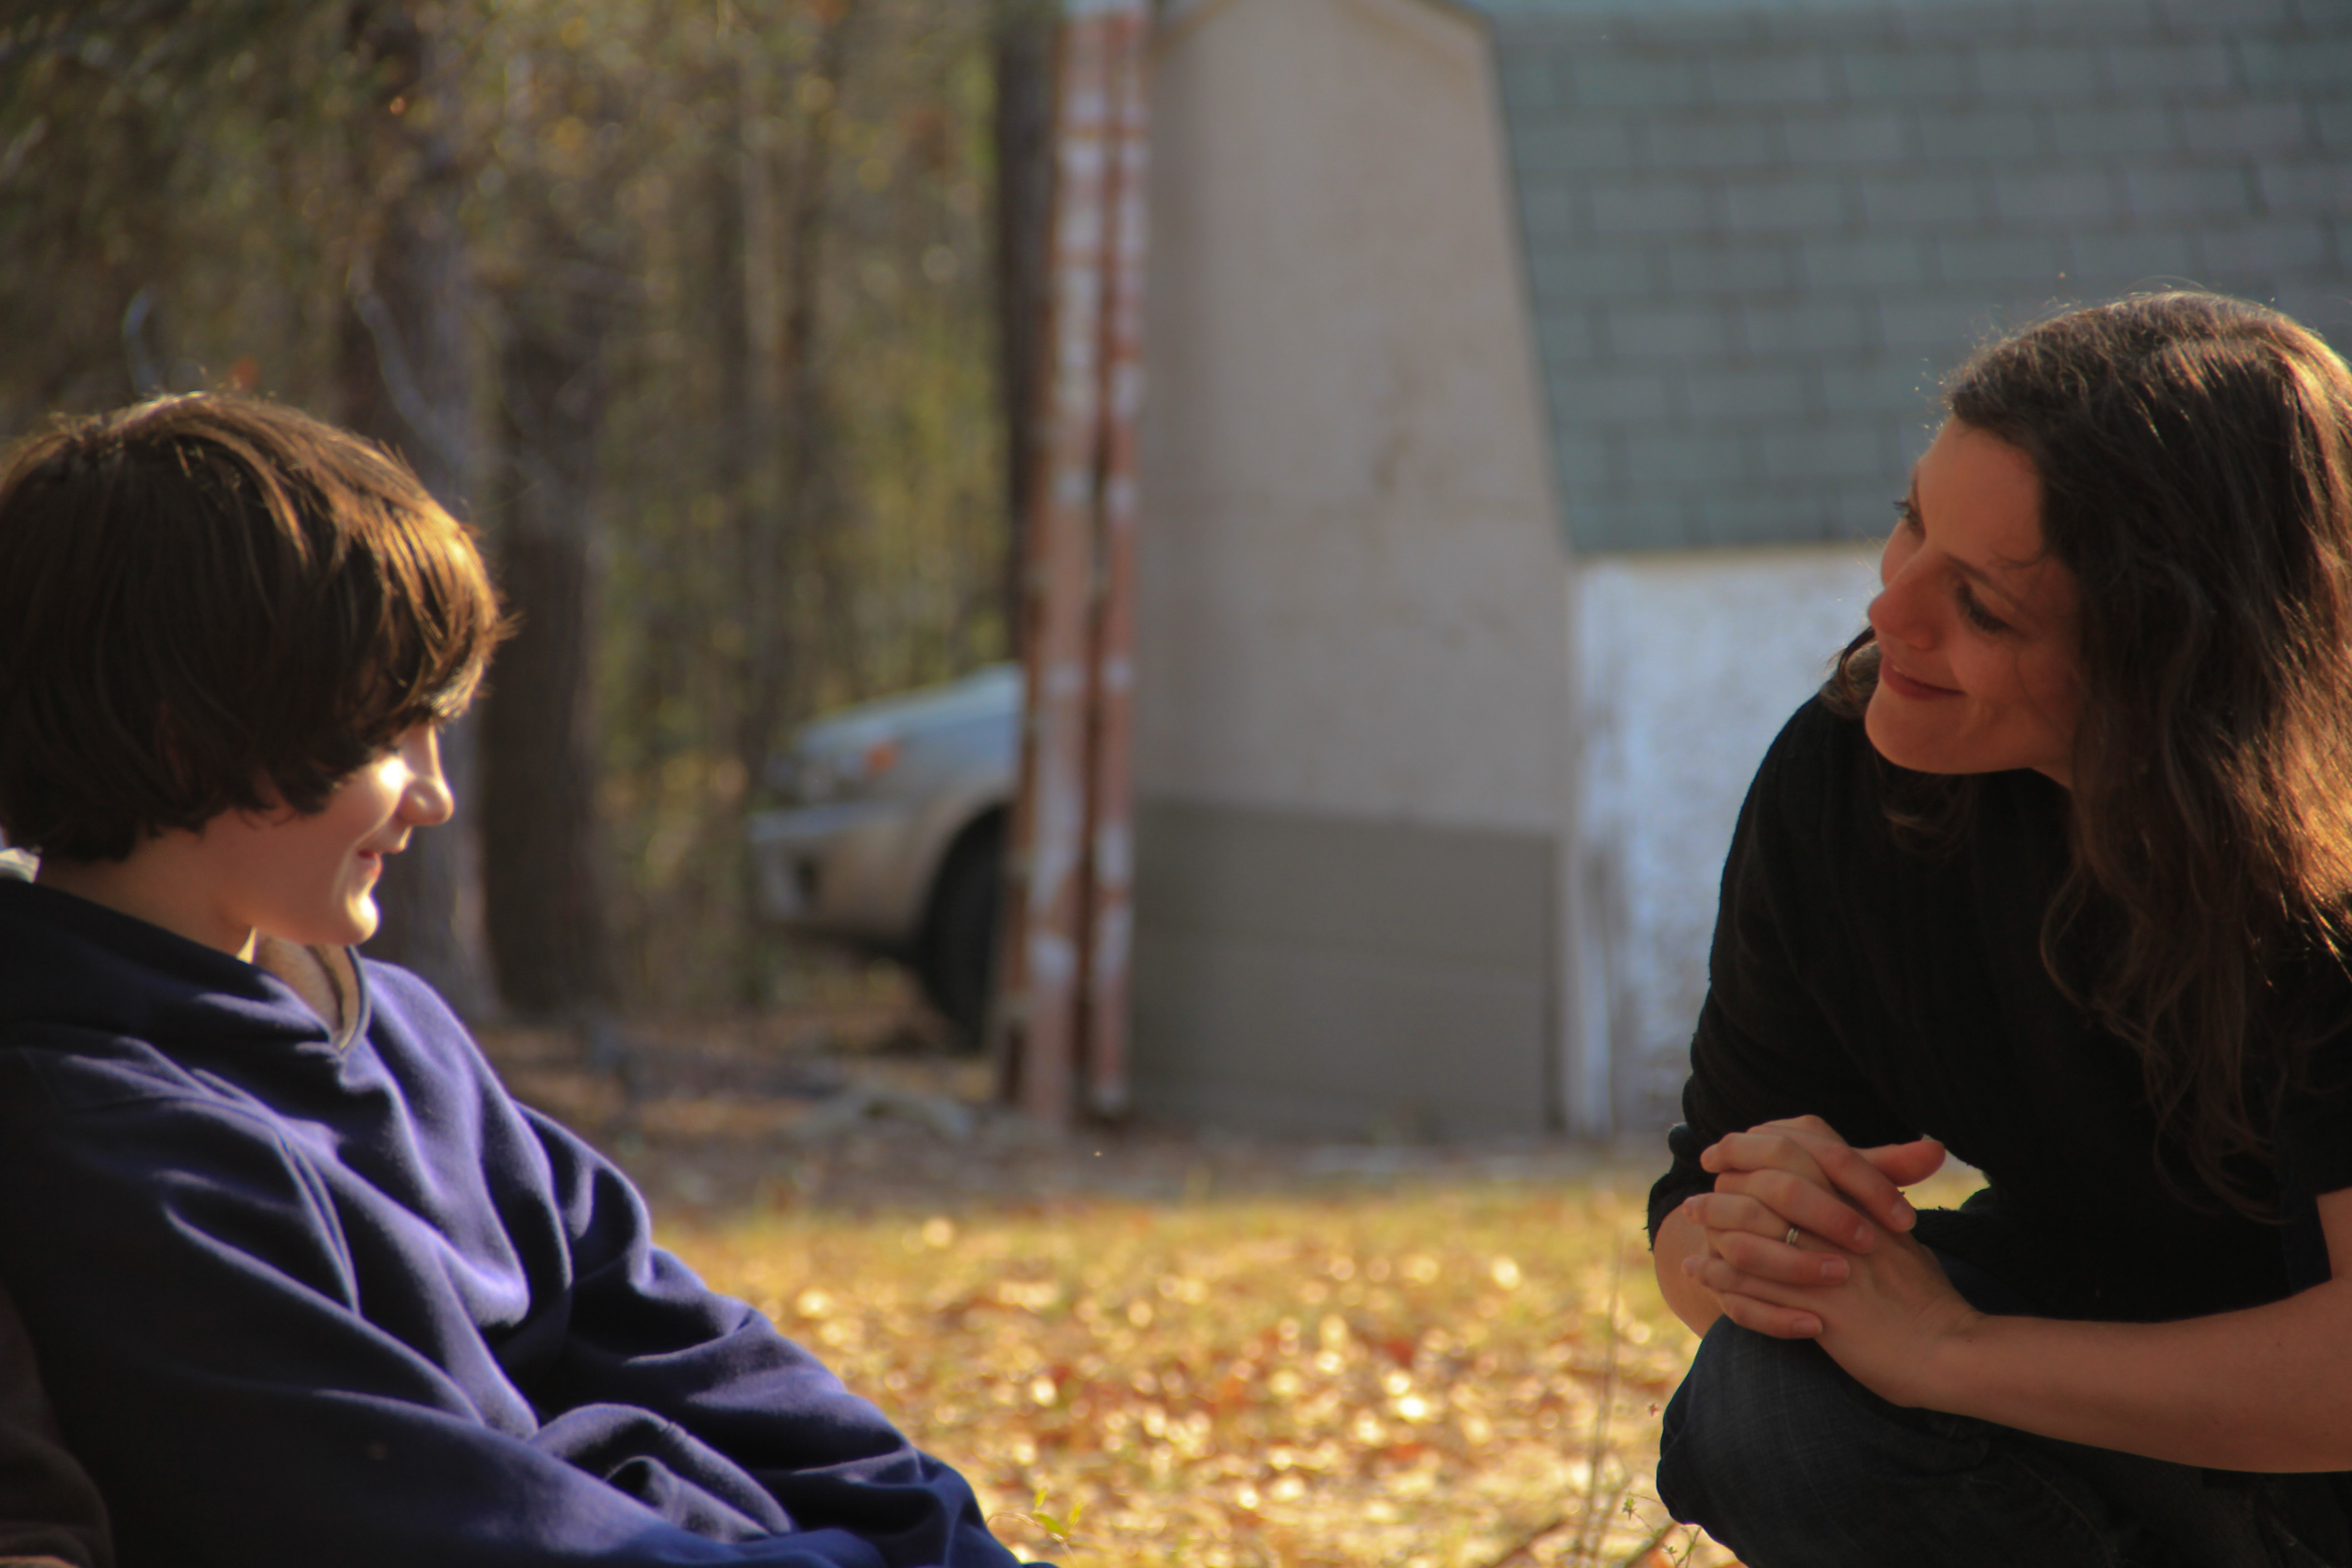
top-left (0, 880), bottom-right (1035, 1568)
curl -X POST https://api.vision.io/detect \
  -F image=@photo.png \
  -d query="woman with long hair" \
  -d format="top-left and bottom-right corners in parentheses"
top-left (1650, 292), bottom-right (2352, 1567)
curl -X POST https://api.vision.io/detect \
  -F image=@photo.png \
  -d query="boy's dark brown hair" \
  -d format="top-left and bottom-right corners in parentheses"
top-left (0, 393), bottom-right (504, 862)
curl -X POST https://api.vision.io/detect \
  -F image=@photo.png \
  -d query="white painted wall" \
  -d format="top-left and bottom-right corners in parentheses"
top-left (1138, 0), bottom-right (1569, 837)
top-left (1567, 545), bottom-right (1883, 1129)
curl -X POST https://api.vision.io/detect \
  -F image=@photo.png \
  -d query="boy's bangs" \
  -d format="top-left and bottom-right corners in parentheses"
top-left (345, 496), bottom-right (504, 745)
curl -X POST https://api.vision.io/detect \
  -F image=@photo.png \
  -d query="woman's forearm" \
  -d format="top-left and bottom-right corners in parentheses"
top-left (1697, 1182), bottom-right (2352, 1472)
top-left (1911, 1284), bottom-right (2352, 1471)
top-left (1652, 1205), bottom-right (1722, 1337)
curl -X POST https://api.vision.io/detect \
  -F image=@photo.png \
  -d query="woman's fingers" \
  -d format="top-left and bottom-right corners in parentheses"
top-left (1802, 1129), bottom-right (1918, 1231)
top-left (1862, 1137), bottom-right (1947, 1191)
top-left (1711, 1164), bottom-right (1882, 1253)
top-left (1681, 1193), bottom-right (1852, 1284)
top-left (1716, 1291), bottom-right (1824, 1339)
top-left (1701, 1117), bottom-right (1931, 1236)
top-left (1682, 1254), bottom-right (1824, 1338)
top-left (1718, 1225), bottom-right (1852, 1285)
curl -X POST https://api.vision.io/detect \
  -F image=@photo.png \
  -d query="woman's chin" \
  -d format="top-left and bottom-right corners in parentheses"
top-left (1864, 696), bottom-right (1960, 776)
top-left (1864, 694), bottom-right (1926, 771)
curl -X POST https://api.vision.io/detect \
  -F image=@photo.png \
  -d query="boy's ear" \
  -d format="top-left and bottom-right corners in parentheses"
top-left (151, 704), bottom-right (198, 798)
top-left (148, 704), bottom-right (255, 820)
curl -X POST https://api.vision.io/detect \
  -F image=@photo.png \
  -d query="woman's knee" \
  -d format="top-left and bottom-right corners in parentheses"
top-left (1658, 1317), bottom-right (1892, 1525)
top-left (1658, 1319), bottom-right (2142, 1568)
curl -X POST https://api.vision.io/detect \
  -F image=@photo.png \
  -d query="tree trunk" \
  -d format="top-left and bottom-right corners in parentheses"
top-left (479, 293), bottom-right (616, 1018)
top-left (731, 46), bottom-right (788, 791)
top-left (993, 0), bottom-right (1058, 643)
top-left (735, 7), bottom-right (857, 793)
top-left (777, 11), bottom-right (856, 725)
top-left (333, 0), bottom-right (493, 1015)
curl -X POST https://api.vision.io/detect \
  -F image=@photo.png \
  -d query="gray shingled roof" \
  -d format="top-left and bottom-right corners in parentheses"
top-left (1466, 0), bottom-right (2352, 552)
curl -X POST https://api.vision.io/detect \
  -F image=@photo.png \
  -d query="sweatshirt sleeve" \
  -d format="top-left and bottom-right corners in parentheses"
top-left (0, 1044), bottom-right (1031, 1568)
top-left (512, 1105), bottom-right (1026, 1568)
top-left (1646, 700), bottom-right (1921, 1244)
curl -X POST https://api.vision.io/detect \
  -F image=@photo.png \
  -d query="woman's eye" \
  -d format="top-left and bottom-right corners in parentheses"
top-left (1892, 498), bottom-right (1921, 532)
top-left (1957, 588), bottom-right (2010, 634)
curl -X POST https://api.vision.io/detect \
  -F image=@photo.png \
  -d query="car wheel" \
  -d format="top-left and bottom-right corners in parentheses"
top-left (917, 815), bottom-right (1004, 1052)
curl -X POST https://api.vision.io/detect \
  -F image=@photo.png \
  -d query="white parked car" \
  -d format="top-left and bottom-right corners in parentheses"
top-left (746, 664), bottom-right (1019, 1046)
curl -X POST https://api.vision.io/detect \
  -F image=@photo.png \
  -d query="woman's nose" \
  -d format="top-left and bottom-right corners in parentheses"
top-left (1869, 590), bottom-right (1924, 650)
top-left (1868, 561), bottom-right (1938, 651)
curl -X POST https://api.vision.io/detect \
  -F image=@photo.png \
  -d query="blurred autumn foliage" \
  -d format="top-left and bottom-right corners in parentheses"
top-left (0, 0), bottom-right (1038, 1013)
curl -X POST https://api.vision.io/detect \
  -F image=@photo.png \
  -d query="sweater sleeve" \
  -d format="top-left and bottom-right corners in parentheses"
top-left (1646, 700), bottom-right (1923, 1244)
top-left (0, 1045), bottom-right (1031, 1568)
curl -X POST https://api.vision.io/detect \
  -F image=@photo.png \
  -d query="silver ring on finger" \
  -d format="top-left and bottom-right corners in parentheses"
top-left (1784, 1225), bottom-right (1802, 1247)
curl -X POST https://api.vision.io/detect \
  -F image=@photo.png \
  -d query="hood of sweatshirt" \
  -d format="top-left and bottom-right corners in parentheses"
top-left (0, 879), bottom-right (348, 1059)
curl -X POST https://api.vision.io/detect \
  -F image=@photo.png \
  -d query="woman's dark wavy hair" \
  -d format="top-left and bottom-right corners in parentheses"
top-left (0, 393), bottom-right (505, 862)
top-left (1828, 292), bottom-right (2352, 1218)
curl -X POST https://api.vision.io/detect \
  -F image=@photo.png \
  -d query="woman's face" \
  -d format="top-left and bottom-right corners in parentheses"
top-left (1865, 420), bottom-right (2084, 785)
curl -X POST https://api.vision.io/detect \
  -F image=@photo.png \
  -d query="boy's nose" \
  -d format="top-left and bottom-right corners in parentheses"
top-left (397, 728), bottom-right (456, 826)
top-left (403, 769), bottom-right (455, 827)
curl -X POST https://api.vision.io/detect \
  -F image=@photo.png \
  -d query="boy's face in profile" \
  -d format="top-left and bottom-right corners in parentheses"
top-left (0, 396), bottom-right (501, 959)
top-left (171, 724), bottom-right (452, 957)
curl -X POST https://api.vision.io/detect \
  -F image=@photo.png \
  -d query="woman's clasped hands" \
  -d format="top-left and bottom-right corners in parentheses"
top-left (1678, 1116), bottom-right (1984, 1407)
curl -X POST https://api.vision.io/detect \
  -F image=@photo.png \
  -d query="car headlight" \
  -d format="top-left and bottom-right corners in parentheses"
top-left (789, 735), bottom-right (902, 805)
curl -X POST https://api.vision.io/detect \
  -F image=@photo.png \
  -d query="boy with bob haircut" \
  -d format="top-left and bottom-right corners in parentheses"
top-left (0, 395), bottom-right (1036, 1568)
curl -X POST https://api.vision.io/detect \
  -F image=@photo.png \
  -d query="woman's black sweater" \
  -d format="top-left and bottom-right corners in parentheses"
top-left (1648, 697), bottom-right (2352, 1323)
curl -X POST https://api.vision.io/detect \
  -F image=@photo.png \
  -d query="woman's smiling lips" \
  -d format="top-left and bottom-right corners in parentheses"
top-left (1881, 660), bottom-right (1961, 701)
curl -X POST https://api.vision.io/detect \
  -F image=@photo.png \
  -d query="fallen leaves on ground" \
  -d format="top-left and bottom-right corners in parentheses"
top-left (662, 1176), bottom-right (1740, 1568)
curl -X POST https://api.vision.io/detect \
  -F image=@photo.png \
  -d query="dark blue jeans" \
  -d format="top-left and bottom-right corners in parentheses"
top-left (1657, 1255), bottom-right (2345, 1568)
